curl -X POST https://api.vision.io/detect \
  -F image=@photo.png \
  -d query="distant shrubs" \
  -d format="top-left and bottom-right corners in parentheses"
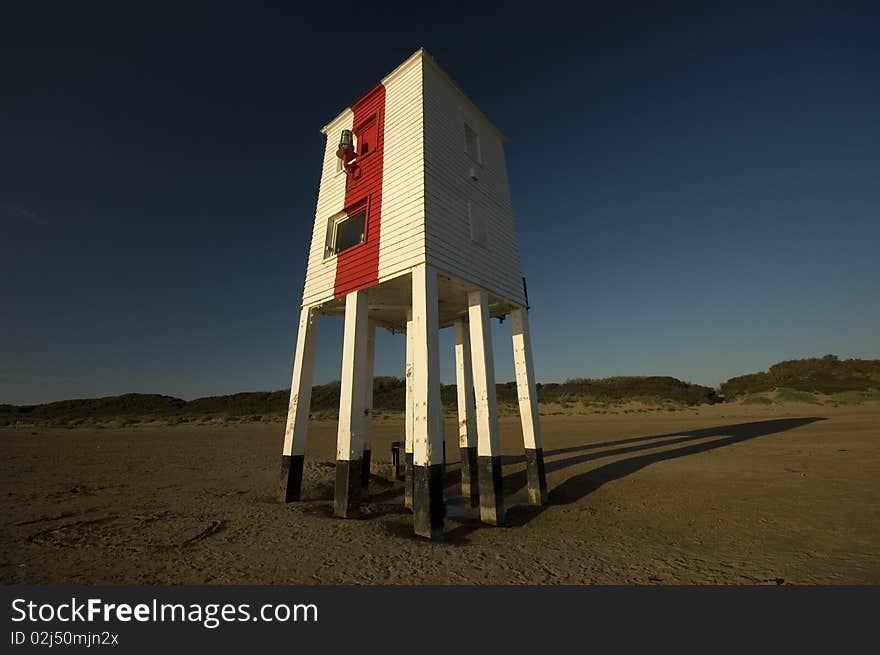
top-left (0, 375), bottom-right (720, 427)
top-left (536, 376), bottom-right (720, 406)
top-left (741, 395), bottom-right (774, 405)
top-left (720, 355), bottom-right (880, 399)
top-left (0, 393), bottom-right (184, 428)
top-left (826, 389), bottom-right (880, 405)
top-left (4, 355), bottom-right (877, 428)
top-left (774, 388), bottom-right (819, 404)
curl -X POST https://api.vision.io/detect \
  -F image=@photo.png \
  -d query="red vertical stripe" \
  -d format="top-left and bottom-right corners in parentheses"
top-left (334, 84), bottom-right (386, 298)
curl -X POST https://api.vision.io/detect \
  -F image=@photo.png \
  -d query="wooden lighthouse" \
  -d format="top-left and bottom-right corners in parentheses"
top-left (277, 48), bottom-right (546, 540)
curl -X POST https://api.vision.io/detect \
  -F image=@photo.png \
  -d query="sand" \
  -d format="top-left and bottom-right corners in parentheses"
top-left (1, 403), bottom-right (878, 584)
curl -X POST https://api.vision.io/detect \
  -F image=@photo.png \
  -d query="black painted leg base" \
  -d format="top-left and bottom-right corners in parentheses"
top-left (412, 463), bottom-right (444, 540)
top-left (334, 459), bottom-right (362, 518)
top-left (391, 441), bottom-right (403, 480)
top-left (404, 452), bottom-right (414, 510)
top-left (460, 446), bottom-right (479, 507)
top-left (524, 447), bottom-right (548, 506)
top-left (478, 455), bottom-right (505, 525)
top-left (278, 454), bottom-right (304, 503)
top-left (361, 449), bottom-right (371, 493)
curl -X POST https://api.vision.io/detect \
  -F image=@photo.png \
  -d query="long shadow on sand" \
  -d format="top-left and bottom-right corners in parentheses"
top-left (437, 417), bottom-right (825, 542)
top-left (543, 417), bottom-right (824, 503)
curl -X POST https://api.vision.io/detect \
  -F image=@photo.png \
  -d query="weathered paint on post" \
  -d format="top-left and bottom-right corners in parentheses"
top-left (454, 319), bottom-right (479, 506)
top-left (334, 290), bottom-right (369, 518)
top-left (278, 306), bottom-right (320, 502)
top-left (511, 308), bottom-right (547, 505)
top-left (468, 289), bottom-right (505, 525)
top-left (361, 320), bottom-right (376, 492)
top-left (404, 308), bottom-right (414, 510)
top-left (410, 265), bottom-right (444, 540)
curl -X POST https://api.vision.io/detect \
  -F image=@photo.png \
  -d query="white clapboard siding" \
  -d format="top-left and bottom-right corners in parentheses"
top-left (301, 110), bottom-right (351, 307)
top-left (377, 55), bottom-right (426, 282)
top-left (422, 56), bottom-right (526, 307)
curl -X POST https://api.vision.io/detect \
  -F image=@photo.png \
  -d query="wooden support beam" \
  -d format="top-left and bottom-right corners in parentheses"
top-left (468, 289), bottom-right (505, 526)
top-left (411, 265), bottom-right (444, 540)
top-left (454, 319), bottom-right (479, 506)
top-left (511, 308), bottom-right (547, 505)
top-left (361, 320), bottom-right (376, 493)
top-left (334, 290), bottom-right (369, 518)
top-left (278, 306), bottom-right (320, 502)
top-left (404, 308), bottom-right (414, 510)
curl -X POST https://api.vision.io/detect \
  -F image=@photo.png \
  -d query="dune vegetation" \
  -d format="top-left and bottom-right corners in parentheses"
top-left (720, 355), bottom-right (880, 400)
top-left (1, 355), bottom-right (877, 428)
top-left (1, 376), bottom-right (718, 428)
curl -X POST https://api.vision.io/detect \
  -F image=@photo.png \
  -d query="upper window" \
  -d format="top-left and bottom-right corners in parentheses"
top-left (468, 201), bottom-right (487, 247)
top-left (464, 123), bottom-right (481, 163)
top-left (356, 117), bottom-right (378, 160)
top-left (327, 208), bottom-right (366, 256)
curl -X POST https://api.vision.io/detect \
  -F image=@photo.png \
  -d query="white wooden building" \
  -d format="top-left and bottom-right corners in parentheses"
top-left (278, 48), bottom-right (546, 540)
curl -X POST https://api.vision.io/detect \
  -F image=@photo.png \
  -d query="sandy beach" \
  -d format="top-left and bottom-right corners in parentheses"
top-left (2, 403), bottom-right (877, 584)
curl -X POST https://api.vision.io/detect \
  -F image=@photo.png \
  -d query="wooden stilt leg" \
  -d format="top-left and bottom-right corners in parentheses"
top-left (334, 290), bottom-right (368, 518)
top-left (361, 321), bottom-right (376, 493)
top-left (411, 265), bottom-right (444, 540)
top-left (511, 308), bottom-right (547, 505)
top-left (278, 306), bottom-right (320, 503)
top-left (454, 319), bottom-right (479, 507)
top-left (468, 289), bottom-right (505, 526)
top-left (404, 309), bottom-right (414, 510)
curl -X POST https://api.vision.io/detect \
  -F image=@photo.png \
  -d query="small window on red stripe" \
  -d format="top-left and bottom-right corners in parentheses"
top-left (356, 118), bottom-right (378, 159)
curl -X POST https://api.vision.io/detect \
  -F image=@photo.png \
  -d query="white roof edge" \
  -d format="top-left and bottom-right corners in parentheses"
top-left (418, 49), bottom-right (508, 143)
top-left (381, 47), bottom-right (426, 87)
top-left (320, 48), bottom-right (508, 143)
top-left (320, 107), bottom-right (353, 136)
top-left (320, 49), bottom-right (425, 135)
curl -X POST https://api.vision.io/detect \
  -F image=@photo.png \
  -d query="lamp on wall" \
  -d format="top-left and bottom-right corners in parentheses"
top-left (336, 129), bottom-right (356, 179)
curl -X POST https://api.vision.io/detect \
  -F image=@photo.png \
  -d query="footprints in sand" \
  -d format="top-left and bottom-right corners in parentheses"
top-left (15, 511), bottom-right (227, 551)
top-left (14, 511), bottom-right (78, 526)
top-left (180, 520), bottom-right (226, 547)
top-left (47, 483), bottom-right (128, 498)
top-left (28, 515), bottom-right (119, 546)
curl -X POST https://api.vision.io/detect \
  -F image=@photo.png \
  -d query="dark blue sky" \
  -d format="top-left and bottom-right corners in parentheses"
top-left (2, 2), bottom-right (878, 404)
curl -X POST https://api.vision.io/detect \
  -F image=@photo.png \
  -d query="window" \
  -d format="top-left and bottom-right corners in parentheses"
top-left (468, 201), bottom-right (487, 247)
top-left (327, 209), bottom-right (366, 256)
top-left (464, 122), bottom-right (481, 163)
top-left (356, 117), bottom-right (378, 159)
